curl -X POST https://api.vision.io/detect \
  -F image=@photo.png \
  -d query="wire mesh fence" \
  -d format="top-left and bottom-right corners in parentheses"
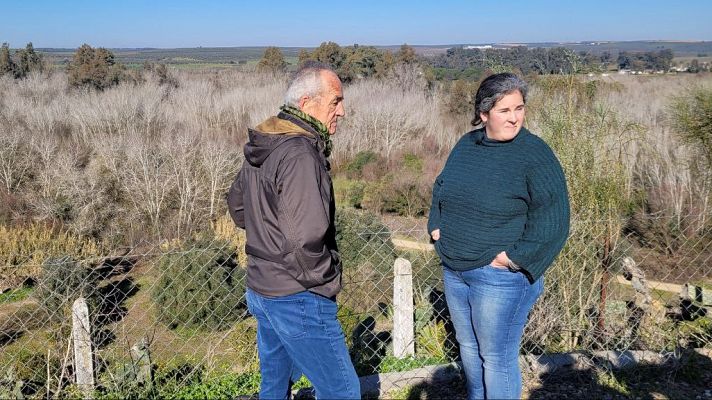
top-left (1, 210), bottom-right (711, 398)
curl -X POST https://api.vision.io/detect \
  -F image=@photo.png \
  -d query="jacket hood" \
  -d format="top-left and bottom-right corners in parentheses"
top-left (244, 115), bottom-right (317, 167)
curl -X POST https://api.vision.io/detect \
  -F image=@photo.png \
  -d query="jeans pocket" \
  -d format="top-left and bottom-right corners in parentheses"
top-left (318, 296), bottom-right (338, 316)
top-left (483, 264), bottom-right (528, 286)
top-left (264, 298), bottom-right (307, 338)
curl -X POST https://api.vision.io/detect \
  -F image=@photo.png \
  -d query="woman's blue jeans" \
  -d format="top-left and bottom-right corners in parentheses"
top-left (245, 288), bottom-right (360, 400)
top-left (443, 265), bottom-right (543, 400)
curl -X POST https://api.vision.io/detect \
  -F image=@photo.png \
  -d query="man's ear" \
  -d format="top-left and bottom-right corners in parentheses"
top-left (298, 95), bottom-right (310, 110)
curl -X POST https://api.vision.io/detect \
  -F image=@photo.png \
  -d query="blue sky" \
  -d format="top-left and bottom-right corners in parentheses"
top-left (2, 0), bottom-right (711, 48)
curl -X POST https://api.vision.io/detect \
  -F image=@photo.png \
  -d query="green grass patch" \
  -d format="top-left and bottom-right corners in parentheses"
top-left (596, 369), bottom-right (631, 396)
top-left (0, 287), bottom-right (33, 304)
top-left (379, 355), bottom-right (448, 373)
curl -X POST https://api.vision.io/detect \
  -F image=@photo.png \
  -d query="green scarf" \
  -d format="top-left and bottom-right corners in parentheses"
top-left (280, 105), bottom-right (333, 157)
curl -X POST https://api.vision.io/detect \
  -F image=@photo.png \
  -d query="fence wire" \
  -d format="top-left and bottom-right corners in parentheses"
top-left (1, 211), bottom-right (711, 398)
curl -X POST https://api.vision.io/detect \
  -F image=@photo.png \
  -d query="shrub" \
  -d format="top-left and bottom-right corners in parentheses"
top-left (35, 256), bottom-right (98, 318)
top-left (152, 238), bottom-right (246, 330)
top-left (143, 62), bottom-right (179, 88)
top-left (335, 208), bottom-right (395, 272)
top-left (1, 350), bottom-right (61, 397)
top-left (445, 79), bottom-right (478, 115)
top-left (256, 47), bottom-right (287, 74)
top-left (668, 86), bottom-right (712, 174)
top-left (67, 44), bottom-right (129, 90)
top-left (335, 208), bottom-right (396, 313)
top-left (345, 150), bottom-right (379, 178)
top-left (333, 177), bottom-right (366, 209)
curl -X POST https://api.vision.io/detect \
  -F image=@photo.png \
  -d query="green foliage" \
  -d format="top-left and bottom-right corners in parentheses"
top-left (379, 355), bottom-right (447, 373)
top-left (668, 85), bottom-right (712, 174)
top-left (307, 41), bottom-right (347, 71)
top-left (528, 74), bottom-right (642, 351)
top-left (0, 43), bottom-right (15, 77)
top-left (95, 363), bottom-right (261, 400)
top-left (67, 44), bottom-right (129, 90)
top-left (678, 317), bottom-right (712, 349)
top-left (345, 150), bottom-right (379, 177)
top-left (14, 42), bottom-right (43, 78)
top-left (0, 42), bottom-right (43, 79)
top-left (335, 208), bottom-right (396, 312)
top-left (35, 256), bottom-right (98, 317)
top-left (257, 46), bottom-right (287, 74)
top-left (0, 286), bottom-right (33, 304)
top-left (335, 208), bottom-right (395, 271)
top-left (170, 372), bottom-right (261, 400)
top-left (432, 46), bottom-right (585, 78)
top-left (416, 320), bottom-right (451, 361)
top-left (333, 177), bottom-right (367, 209)
top-left (152, 238), bottom-right (246, 330)
top-left (1, 349), bottom-right (61, 398)
top-left (301, 42), bottom-right (395, 82)
top-left (617, 49), bottom-right (674, 71)
top-left (402, 153), bottom-right (423, 172)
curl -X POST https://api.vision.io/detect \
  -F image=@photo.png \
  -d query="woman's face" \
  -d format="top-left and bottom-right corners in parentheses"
top-left (481, 91), bottom-right (525, 141)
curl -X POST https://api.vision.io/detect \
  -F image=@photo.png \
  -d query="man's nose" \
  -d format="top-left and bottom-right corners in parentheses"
top-left (336, 102), bottom-right (345, 117)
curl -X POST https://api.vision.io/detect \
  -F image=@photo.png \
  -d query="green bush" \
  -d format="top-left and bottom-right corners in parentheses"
top-left (152, 238), bottom-right (246, 330)
top-left (1, 350), bottom-right (61, 398)
top-left (333, 177), bottom-right (366, 209)
top-left (669, 86), bottom-right (712, 174)
top-left (35, 256), bottom-right (98, 318)
top-left (336, 208), bottom-right (395, 272)
top-left (345, 150), bottom-right (379, 178)
top-left (354, 152), bottom-right (432, 217)
top-left (335, 208), bottom-right (396, 313)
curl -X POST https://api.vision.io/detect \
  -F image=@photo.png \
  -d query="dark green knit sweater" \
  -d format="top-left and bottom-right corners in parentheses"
top-left (427, 127), bottom-right (570, 282)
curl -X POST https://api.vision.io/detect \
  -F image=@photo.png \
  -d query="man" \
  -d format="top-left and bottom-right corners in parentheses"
top-left (227, 62), bottom-right (360, 399)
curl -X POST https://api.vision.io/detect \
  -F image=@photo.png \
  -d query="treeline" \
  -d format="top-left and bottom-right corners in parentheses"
top-left (431, 46), bottom-right (683, 79)
top-left (433, 47), bottom-right (583, 77)
top-left (617, 49), bottom-right (674, 71)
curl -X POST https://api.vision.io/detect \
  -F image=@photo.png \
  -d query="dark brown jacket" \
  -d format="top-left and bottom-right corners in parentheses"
top-left (227, 112), bottom-right (341, 298)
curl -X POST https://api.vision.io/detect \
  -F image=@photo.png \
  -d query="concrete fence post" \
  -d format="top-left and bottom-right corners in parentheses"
top-left (72, 297), bottom-right (94, 397)
top-left (393, 257), bottom-right (415, 358)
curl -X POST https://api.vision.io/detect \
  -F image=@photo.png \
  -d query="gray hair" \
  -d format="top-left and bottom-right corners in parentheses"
top-left (284, 61), bottom-right (336, 107)
top-left (472, 72), bottom-right (529, 126)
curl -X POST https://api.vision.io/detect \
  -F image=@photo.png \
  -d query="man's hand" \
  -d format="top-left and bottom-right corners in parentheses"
top-left (491, 251), bottom-right (510, 269)
top-left (430, 229), bottom-right (440, 241)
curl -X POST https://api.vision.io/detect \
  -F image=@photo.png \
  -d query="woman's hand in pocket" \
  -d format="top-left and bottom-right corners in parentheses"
top-left (430, 229), bottom-right (440, 241)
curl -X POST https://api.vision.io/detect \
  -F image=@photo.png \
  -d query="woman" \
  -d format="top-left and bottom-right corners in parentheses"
top-left (428, 73), bottom-right (570, 400)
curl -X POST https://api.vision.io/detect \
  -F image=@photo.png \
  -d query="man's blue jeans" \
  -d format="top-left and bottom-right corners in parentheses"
top-left (443, 265), bottom-right (543, 400)
top-left (245, 288), bottom-right (360, 400)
